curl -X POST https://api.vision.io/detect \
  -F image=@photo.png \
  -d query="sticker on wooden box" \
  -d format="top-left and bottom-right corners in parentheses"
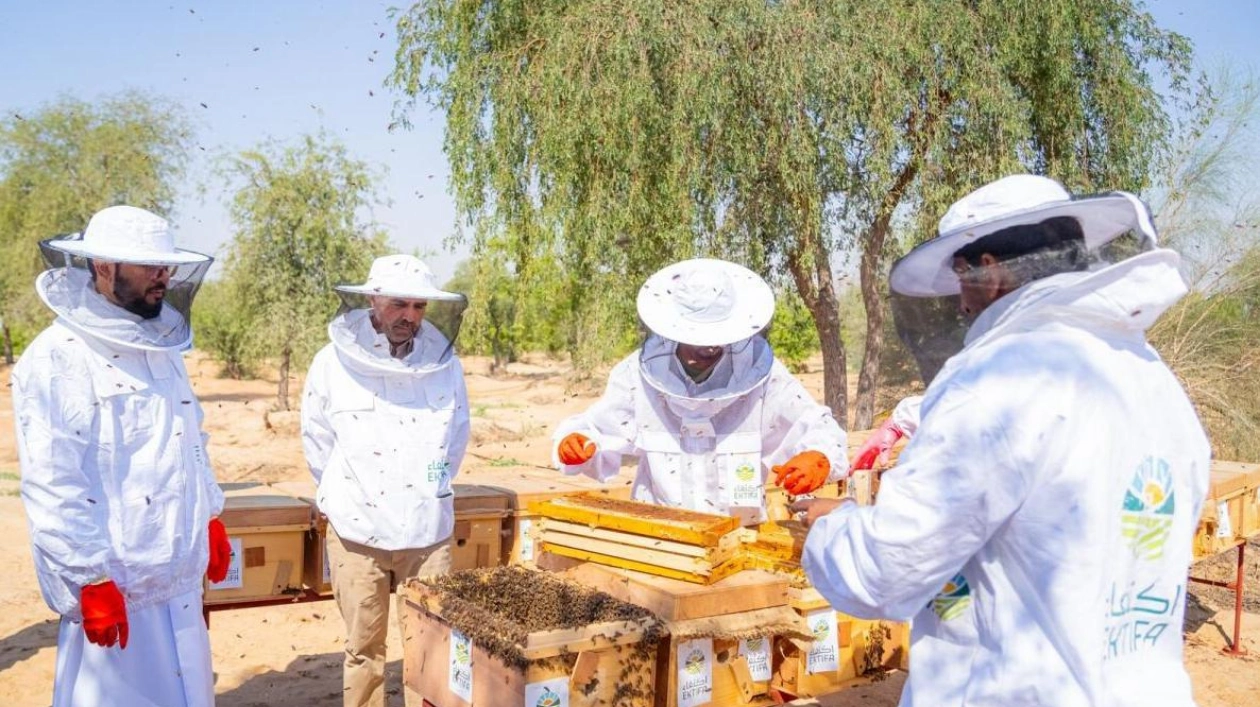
top-left (323, 542), bottom-right (331, 584)
top-left (1216, 501), bottom-right (1233, 539)
top-left (805, 609), bottom-right (839, 674)
top-left (739, 636), bottom-right (772, 682)
top-left (449, 628), bottom-right (473, 701)
top-left (676, 637), bottom-right (713, 707)
top-left (210, 537), bottom-right (244, 590)
top-left (524, 677), bottom-right (568, 707)
top-left (519, 518), bottom-right (535, 562)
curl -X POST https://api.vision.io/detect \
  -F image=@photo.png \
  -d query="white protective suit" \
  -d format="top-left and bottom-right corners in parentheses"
top-left (302, 309), bottom-right (470, 550)
top-left (554, 335), bottom-right (847, 525)
top-left (13, 287), bottom-right (224, 706)
top-left (803, 248), bottom-right (1210, 706)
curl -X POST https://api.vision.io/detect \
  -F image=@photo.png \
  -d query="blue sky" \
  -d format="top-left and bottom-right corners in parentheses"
top-left (2, 0), bottom-right (1257, 282)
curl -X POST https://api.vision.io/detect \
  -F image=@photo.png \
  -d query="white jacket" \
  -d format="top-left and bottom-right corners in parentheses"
top-left (555, 336), bottom-right (846, 525)
top-left (803, 249), bottom-right (1210, 707)
top-left (302, 310), bottom-right (470, 550)
top-left (12, 319), bottom-right (225, 618)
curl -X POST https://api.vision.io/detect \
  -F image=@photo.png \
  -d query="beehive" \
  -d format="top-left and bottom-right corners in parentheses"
top-left (400, 566), bottom-right (662, 707)
top-left (1194, 460), bottom-right (1260, 560)
top-left (530, 494), bottom-right (745, 584)
top-left (204, 487), bottom-right (314, 605)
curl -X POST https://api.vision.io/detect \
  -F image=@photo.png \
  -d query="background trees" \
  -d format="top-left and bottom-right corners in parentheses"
top-left (389, 0), bottom-right (1197, 426)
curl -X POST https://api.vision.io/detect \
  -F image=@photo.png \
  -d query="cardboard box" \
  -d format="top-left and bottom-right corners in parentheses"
top-left (400, 571), bottom-right (659, 707)
top-left (204, 490), bottom-right (314, 605)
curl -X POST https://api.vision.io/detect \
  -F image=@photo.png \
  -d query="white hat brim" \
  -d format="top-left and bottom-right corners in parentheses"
top-left (890, 193), bottom-right (1143, 297)
top-left (335, 283), bottom-right (465, 302)
top-left (48, 236), bottom-right (211, 265)
top-left (636, 259), bottom-right (775, 347)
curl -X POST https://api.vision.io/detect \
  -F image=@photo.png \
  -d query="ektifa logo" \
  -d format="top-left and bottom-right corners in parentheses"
top-left (931, 573), bottom-right (972, 621)
top-left (811, 619), bottom-right (830, 642)
top-left (745, 637), bottom-right (764, 651)
top-left (535, 687), bottom-right (562, 707)
top-left (1120, 457), bottom-right (1176, 561)
top-left (454, 639), bottom-right (471, 665)
top-left (684, 650), bottom-right (706, 675)
top-left (735, 463), bottom-right (756, 483)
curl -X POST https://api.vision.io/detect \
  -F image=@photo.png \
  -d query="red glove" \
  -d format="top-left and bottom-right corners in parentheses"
top-left (851, 418), bottom-right (905, 471)
top-left (207, 517), bottom-right (232, 583)
top-left (81, 580), bottom-right (128, 650)
top-left (557, 433), bottom-right (597, 465)
top-left (772, 451), bottom-right (831, 495)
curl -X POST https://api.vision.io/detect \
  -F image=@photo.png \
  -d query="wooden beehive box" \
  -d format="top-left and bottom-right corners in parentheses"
top-left (770, 587), bottom-right (909, 698)
top-left (400, 566), bottom-right (661, 707)
top-left (562, 563), bottom-right (809, 707)
top-left (530, 494), bottom-right (744, 584)
top-left (450, 484), bottom-right (513, 572)
top-left (1194, 461), bottom-right (1260, 560)
top-left (204, 488), bottom-right (314, 605)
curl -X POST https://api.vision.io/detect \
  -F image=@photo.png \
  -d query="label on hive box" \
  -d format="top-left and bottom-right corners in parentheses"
top-left (739, 637), bottom-right (772, 682)
top-left (322, 542), bottom-right (331, 585)
top-left (676, 637), bottom-right (714, 707)
top-left (519, 518), bottom-right (535, 561)
top-left (728, 455), bottom-right (763, 507)
top-left (805, 609), bottom-right (839, 674)
top-left (525, 677), bottom-right (569, 707)
top-left (209, 537), bottom-right (244, 590)
top-left (1216, 501), bottom-right (1233, 539)
top-left (449, 628), bottom-right (473, 701)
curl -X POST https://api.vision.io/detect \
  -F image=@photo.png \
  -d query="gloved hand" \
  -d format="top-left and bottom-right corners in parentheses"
top-left (81, 580), bottom-right (128, 650)
top-left (207, 517), bottom-right (232, 583)
top-left (557, 433), bottom-right (597, 465)
top-left (851, 417), bottom-right (905, 471)
top-left (772, 450), bottom-right (831, 495)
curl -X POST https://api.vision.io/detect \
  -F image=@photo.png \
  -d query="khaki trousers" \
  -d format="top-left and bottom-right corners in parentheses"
top-left (327, 524), bottom-right (451, 707)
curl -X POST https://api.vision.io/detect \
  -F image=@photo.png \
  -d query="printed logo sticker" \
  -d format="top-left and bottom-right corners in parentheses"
top-left (449, 628), bottom-right (473, 700)
top-left (210, 537), bottom-right (244, 590)
top-left (525, 678), bottom-right (568, 707)
top-left (739, 636), bottom-right (772, 682)
top-left (931, 573), bottom-right (972, 621)
top-left (1120, 457), bottom-right (1176, 561)
top-left (676, 638), bottom-right (713, 707)
top-left (729, 455), bottom-right (762, 507)
top-left (806, 609), bottom-right (839, 674)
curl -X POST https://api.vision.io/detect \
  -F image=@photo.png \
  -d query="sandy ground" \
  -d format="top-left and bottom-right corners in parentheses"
top-left (1, 352), bottom-right (1259, 706)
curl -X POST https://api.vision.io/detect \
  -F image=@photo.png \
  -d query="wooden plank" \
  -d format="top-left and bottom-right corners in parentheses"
top-left (218, 494), bottom-right (314, 529)
top-left (521, 619), bottom-right (647, 659)
top-left (563, 564), bottom-right (789, 621)
top-left (538, 529), bottom-right (726, 574)
top-left (540, 543), bottom-right (747, 584)
top-left (530, 494), bottom-right (740, 547)
top-left (535, 518), bottom-right (742, 560)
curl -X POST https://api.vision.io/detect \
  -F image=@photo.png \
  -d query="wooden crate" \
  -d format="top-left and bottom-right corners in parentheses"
top-left (400, 572), bottom-right (659, 707)
top-left (1194, 461), bottom-right (1260, 560)
top-left (204, 491), bottom-right (314, 605)
top-left (770, 588), bottom-right (909, 698)
top-left (562, 563), bottom-right (808, 707)
top-left (450, 485), bottom-right (512, 572)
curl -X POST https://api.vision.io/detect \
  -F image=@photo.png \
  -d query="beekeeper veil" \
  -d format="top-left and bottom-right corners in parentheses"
top-left (36, 205), bottom-right (213, 352)
top-left (635, 258), bottom-right (776, 407)
top-left (331, 254), bottom-right (468, 373)
top-left (887, 174), bottom-right (1159, 384)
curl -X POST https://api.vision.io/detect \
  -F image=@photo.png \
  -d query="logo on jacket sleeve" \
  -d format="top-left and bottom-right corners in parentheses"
top-left (427, 459), bottom-right (452, 484)
top-left (1120, 457), bottom-right (1175, 561)
top-left (930, 573), bottom-right (972, 621)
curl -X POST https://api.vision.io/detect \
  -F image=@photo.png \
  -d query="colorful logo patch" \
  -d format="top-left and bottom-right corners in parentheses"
top-left (811, 618), bottom-right (830, 642)
top-left (1120, 457), bottom-right (1176, 561)
top-left (454, 639), bottom-right (471, 665)
top-left (744, 637), bottom-right (764, 651)
top-left (931, 573), bottom-right (972, 621)
top-left (535, 687), bottom-right (562, 707)
top-left (684, 649), bottom-right (706, 675)
top-left (735, 464), bottom-right (756, 483)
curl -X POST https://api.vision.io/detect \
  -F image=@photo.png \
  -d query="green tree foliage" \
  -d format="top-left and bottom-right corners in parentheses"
top-left (0, 92), bottom-right (192, 352)
top-left (210, 134), bottom-right (389, 409)
top-left (390, 0), bottom-right (1194, 425)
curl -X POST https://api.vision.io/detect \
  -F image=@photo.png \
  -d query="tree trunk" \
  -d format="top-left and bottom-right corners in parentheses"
top-left (2, 321), bottom-right (13, 365)
top-left (788, 226), bottom-right (848, 426)
top-left (277, 347), bottom-right (292, 411)
top-left (854, 231), bottom-right (886, 431)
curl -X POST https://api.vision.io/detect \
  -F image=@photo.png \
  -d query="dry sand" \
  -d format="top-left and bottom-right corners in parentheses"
top-left (1, 353), bottom-right (1258, 706)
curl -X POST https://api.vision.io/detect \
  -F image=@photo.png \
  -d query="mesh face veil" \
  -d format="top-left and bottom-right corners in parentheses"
top-left (330, 290), bottom-right (468, 373)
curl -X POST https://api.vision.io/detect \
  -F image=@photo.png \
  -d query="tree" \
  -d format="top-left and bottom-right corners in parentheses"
top-left (0, 92), bottom-right (192, 353)
top-left (217, 134), bottom-right (389, 410)
top-left (391, 0), bottom-right (1195, 426)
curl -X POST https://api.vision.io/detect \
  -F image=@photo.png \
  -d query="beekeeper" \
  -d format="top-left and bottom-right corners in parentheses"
top-left (553, 258), bottom-right (847, 525)
top-left (797, 175), bottom-right (1210, 706)
top-left (301, 254), bottom-right (470, 707)
top-left (11, 205), bottom-right (230, 707)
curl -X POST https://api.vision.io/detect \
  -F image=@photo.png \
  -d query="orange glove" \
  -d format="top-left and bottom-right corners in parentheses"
top-left (558, 433), bottom-right (597, 465)
top-left (81, 580), bottom-right (128, 649)
top-left (773, 450), bottom-right (831, 495)
top-left (207, 517), bottom-right (232, 583)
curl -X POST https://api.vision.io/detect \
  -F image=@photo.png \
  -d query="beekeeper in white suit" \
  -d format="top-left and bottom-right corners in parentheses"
top-left (553, 258), bottom-right (847, 525)
top-left (302, 254), bottom-right (470, 707)
top-left (12, 205), bottom-right (229, 707)
top-left (797, 175), bottom-right (1210, 706)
